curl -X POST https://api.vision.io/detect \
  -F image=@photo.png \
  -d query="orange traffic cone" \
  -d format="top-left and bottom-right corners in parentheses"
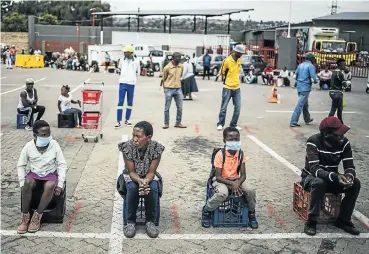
top-left (268, 80), bottom-right (279, 103)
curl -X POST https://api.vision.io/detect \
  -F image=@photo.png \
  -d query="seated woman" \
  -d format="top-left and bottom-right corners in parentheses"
top-left (17, 120), bottom-right (67, 233)
top-left (118, 121), bottom-right (165, 238)
top-left (58, 85), bottom-right (82, 128)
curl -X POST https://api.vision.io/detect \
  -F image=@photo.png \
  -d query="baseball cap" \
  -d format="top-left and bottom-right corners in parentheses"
top-left (123, 45), bottom-right (134, 53)
top-left (25, 78), bottom-right (35, 84)
top-left (304, 52), bottom-right (315, 60)
top-left (233, 44), bottom-right (245, 54)
top-left (319, 116), bottom-right (350, 135)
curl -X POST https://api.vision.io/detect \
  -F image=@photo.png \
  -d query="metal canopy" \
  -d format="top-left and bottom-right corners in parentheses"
top-left (94, 8), bottom-right (253, 17)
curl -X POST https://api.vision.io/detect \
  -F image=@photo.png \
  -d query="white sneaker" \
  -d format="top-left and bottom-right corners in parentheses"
top-left (235, 126), bottom-right (243, 131)
top-left (125, 120), bottom-right (132, 126)
top-left (217, 125), bottom-right (223, 131)
top-left (25, 126), bottom-right (32, 131)
top-left (114, 122), bottom-right (121, 128)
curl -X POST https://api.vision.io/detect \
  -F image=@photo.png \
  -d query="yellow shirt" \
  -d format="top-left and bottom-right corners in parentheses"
top-left (221, 56), bottom-right (242, 90)
top-left (162, 62), bottom-right (183, 89)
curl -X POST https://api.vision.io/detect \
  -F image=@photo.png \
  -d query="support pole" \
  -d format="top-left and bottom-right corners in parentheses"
top-left (137, 15), bottom-right (140, 32)
top-left (100, 15), bottom-right (104, 45)
top-left (169, 15), bottom-right (172, 34)
top-left (193, 16), bottom-right (196, 32)
top-left (164, 16), bottom-right (167, 33)
top-left (227, 14), bottom-right (231, 35)
top-left (128, 16), bottom-right (131, 31)
top-left (204, 16), bottom-right (208, 50)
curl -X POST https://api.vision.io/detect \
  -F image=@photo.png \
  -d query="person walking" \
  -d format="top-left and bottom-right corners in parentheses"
top-left (162, 52), bottom-right (187, 129)
top-left (216, 44), bottom-right (244, 132)
top-left (115, 45), bottom-right (140, 128)
top-left (328, 58), bottom-right (346, 124)
top-left (290, 52), bottom-right (317, 127)
top-left (202, 50), bottom-right (212, 80)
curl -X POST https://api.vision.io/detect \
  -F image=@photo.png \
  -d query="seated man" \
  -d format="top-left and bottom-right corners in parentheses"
top-left (342, 67), bottom-right (352, 92)
top-left (262, 64), bottom-right (274, 85)
top-left (17, 120), bottom-right (67, 234)
top-left (17, 78), bottom-right (46, 131)
top-left (301, 116), bottom-right (360, 236)
top-left (317, 67), bottom-right (332, 89)
top-left (246, 65), bottom-right (257, 84)
top-left (278, 66), bottom-right (290, 86)
top-left (118, 121), bottom-right (165, 238)
top-left (201, 127), bottom-right (258, 229)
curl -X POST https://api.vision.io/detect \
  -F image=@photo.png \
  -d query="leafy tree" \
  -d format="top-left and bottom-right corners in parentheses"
top-left (38, 13), bottom-right (58, 25)
top-left (1, 11), bottom-right (27, 32)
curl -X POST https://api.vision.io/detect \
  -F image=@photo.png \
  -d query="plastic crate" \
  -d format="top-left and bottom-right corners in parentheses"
top-left (293, 182), bottom-right (342, 223)
top-left (82, 111), bottom-right (101, 129)
top-left (123, 196), bottom-right (160, 226)
top-left (16, 114), bottom-right (28, 129)
top-left (207, 179), bottom-right (249, 227)
top-left (58, 113), bottom-right (75, 128)
top-left (82, 89), bottom-right (102, 104)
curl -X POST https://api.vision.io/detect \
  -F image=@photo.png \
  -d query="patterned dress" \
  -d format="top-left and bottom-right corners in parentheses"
top-left (118, 140), bottom-right (165, 183)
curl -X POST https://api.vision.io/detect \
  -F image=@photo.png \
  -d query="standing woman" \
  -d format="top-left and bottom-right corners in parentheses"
top-left (181, 56), bottom-right (198, 100)
top-left (58, 85), bottom-right (82, 128)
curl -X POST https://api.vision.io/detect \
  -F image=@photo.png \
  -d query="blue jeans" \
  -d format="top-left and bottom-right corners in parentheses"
top-left (124, 181), bottom-right (158, 223)
top-left (217, 88), bottom-right (241, 127)
top-left (164, 88), bottom-right (183, 125)
top-left (117, 83), bottom-right (135, 122)
top-left (290, 91), bottom-right (311, 125)
top-left (63, 108), bottom-right (82, 126)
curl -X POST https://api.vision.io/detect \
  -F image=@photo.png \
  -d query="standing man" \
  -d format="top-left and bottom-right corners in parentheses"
top-left (216, 44), bottom-right (244, 132)
top-left (203, 50), bottom-right (212, 80)
top-left (115, 45), bottom-right (140, 128)
top-left (3, 48), bottom-right (12, 69)
top-left (328, 58), bottom-right (346, 124)
top-left (162, 52), bottom-right (186, 129)
top-left (10, 45), bottom-right (16, 65)
top-left (105, 51), bottom-right (111, 72)
top-left (290, 52), bottom-right (317, 127)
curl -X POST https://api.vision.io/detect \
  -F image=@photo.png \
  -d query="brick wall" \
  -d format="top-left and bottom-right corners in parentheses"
top-left (0, 32), bottom-right (29, 51)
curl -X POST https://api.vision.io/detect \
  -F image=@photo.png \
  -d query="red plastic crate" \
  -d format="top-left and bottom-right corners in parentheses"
top-left (293, 182), bottom-right (341, 223)
top-left (82, 89), bottom-right (102, 104)
top-left (82, 112), bottom-right (101, 129)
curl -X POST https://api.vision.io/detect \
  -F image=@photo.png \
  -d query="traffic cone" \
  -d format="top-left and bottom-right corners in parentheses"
top-left (268, 79), bottom-right (279, 103)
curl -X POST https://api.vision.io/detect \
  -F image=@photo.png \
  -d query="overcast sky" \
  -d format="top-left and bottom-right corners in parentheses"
top-left (108, 0), bottom-right (369, 23)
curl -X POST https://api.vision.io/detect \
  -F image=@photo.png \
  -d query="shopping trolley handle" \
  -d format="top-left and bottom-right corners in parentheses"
top-left (84, 81), bottom-right (104, 86)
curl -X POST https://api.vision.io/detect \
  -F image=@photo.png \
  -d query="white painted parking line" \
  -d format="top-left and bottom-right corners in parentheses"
top-left (247, 134), bottom-right (369, 229)
top-left (0, 77), bottom-right (46, 96)
top-left (1, 76), bottom-right (6, 80)
top-left (1, 230), bottom-right (368, 240)
top-left (266, 110), bottom-right (357, 114)
top-left (70, 78), bottom-right (90, 94)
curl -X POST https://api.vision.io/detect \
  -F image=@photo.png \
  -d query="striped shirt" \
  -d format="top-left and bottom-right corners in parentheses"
top-left (302, 133), bottom-right (356, 182)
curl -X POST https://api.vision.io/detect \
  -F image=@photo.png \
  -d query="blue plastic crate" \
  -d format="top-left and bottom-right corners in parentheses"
top-left (123, 196), bottom-right (160, 226)
top-left (17, 114), bottom-right (28, 129)
top-left (206, 178), bottom-right (249, 227)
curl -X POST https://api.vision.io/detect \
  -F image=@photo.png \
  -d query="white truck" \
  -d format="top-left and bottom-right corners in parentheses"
top-left (133, 44), bottom-right (171, 72)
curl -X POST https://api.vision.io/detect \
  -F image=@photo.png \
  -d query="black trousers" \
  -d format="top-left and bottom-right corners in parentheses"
top-left (17, 105), bottom-right (45, 126)
top-left (262, 74), bottom-right (273, 85)
top-left (319, 79), bottom-right (331, 89)
top-left (328, 91), bottom-right (343, 123)
top-left (203, 66), bottom-right (210, 80)
top-left (302, 175), bottom-right (361, 222)
top-left (283, 77), bottom-right (290, 86)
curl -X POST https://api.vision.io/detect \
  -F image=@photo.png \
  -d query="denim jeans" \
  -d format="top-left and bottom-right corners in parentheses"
top-left (217, 88), bottom-right (241, 127)
top-left (164, 88), bottom-right (183, 125)
top-left (290, 91), bottom-right (311, 125)
top-left (328, 91), bottom-right (343, 123)
top-left (63, 108), bottom-right (82, 126)
top-left (117, 83), bottom-right (135, 122)
top-left (125, 181), bottom-right (158, 223)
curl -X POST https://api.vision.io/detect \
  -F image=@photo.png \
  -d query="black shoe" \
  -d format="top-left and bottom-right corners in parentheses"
top-left (334, 219), bottom-right (360, 235)
top-left (305, 119), bottom-right (314, 125)
top-left (290, 123), bottom-right (301, 127)
top-left (304, 220), bottom-right (317, 236)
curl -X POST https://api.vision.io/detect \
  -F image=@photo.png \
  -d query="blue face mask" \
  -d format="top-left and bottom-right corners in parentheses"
top-left (36, 136), bottom-right (52, 147)
top-left (225, 141), bottom-right (241, 151)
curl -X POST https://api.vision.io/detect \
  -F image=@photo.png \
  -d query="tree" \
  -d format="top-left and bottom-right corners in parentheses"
top-left (1, 12), bottom-right (27, 32)
top-left (38, 13), bottom-right (58, 25)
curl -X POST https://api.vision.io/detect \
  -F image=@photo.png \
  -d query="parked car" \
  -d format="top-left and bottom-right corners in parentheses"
top-left (141, 49), bottom-right (172, 72)
top-left (241, 55), bottom-right (268, 75)
top-left (195, 54), bottom-right (226, 76)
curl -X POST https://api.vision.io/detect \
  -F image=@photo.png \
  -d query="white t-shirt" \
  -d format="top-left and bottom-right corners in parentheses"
top-left (58, 94), bottom-right (72, 112)
top-left (118, 57), bottom-right (140, 85)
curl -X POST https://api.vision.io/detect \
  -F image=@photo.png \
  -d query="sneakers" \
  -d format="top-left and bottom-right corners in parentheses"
top-left (304, 220), bottom-right (317, 236)
top-left (217, 125), bottom-right (223, 131)
top-left (17, 213), bottom-right (30, 234)
top-left (25, 126), bottom-right (32, 131)
top-left (174, 123), bottom-right (187, 128)
top-left (114, 122), bottom-right (121, 128)
top-left (235, 126), bottom-right (243, 132)
top-left (248, 213), bottom-right (259, 229)
top-left (201, 206), bottom-right (211, 228)
top-left (125, 120), bottom-right (132, 126)
top-left (145, 221), bottom-right (159, 238)
top-left (290, 123), bottom-right (301, 127)
top-left (123, 223), bottom-right (136, 238)
top-left (305, 119), bottom-right (314, 125)
top-left (334, 219), bottom-right (360, 235)
top-left (27, 212), bottom-right (42, 233)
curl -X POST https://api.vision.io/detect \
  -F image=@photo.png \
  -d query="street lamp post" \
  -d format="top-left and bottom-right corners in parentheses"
top-left (287, 0), bottom-right (292, 38)
top-left (90, 8), bottom-right (96, 27)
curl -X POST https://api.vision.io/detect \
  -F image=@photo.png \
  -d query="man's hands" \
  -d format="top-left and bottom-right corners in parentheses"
top-left (338, 174), bottom-right (353, 188)
top-left (230, 181), bottom-right (243, 197)
top-left (54, 187), bottom-right (62, 196)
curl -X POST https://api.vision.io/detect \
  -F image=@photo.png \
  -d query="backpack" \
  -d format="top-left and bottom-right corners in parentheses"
top-left (209, 148), bottom-right (244, 180)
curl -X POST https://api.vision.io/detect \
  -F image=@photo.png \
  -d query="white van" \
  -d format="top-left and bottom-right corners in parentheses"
top-left (133, 44), bottom-right (156, 57)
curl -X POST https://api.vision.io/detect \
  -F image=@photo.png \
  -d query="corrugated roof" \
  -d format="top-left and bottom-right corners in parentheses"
top-left (94, 9), bottom-right (254, 17)
top-left (313, 12), bottom-right (369, 21)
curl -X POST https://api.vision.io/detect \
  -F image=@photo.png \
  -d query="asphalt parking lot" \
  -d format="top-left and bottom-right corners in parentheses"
top-left (1, 65), bottom-right (369, 253)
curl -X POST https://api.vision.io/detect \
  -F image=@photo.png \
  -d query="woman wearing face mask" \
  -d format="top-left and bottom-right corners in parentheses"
top-left (16, 120), bottom-right (67, 234)
top-left (181, 55), bottom-right (198, 100)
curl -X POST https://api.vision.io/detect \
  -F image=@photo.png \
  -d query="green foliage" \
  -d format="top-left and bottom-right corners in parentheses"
top-left (1, 12), bottom-right (27, 32)
top-left (38, 13), bottom-right (58, 25)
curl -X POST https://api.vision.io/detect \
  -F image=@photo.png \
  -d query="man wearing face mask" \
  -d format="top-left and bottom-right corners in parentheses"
top-left (301, 116), bottom-right (361, 236)
top-left (162, 52), bottom-right (186, 129)
top-left (16, 120), bottom-right (67, 234)
top-left (217, 44), bottom-right (244, 132)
